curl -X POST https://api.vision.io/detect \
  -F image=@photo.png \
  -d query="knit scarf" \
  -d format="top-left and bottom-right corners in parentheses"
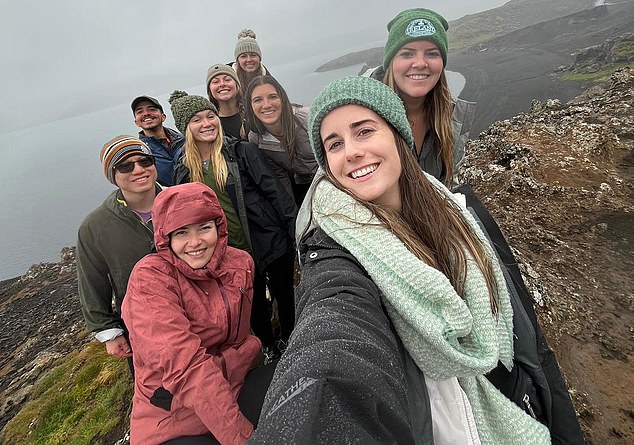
top-left (312, 176), bottom-right (550, 445)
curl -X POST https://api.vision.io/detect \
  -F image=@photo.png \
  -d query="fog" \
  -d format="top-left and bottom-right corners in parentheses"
top-left (0, 0), bottom-right (509, 134)
top-left (0, 0), bottom-right (513, 279)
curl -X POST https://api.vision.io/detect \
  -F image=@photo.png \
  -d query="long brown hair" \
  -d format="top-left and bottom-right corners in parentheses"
top-left (183, 124), bottom-right (228, 189)
top-left (235, 63), bottom-right (264, 99)
top-left (322, 131), bottom-right (498, 312)
top-left (206, 77), bottom-right (248, 140)
top-left (383, 67), bottom-right (454, 187)
top-left (245, 75), bottom-right (302, 161)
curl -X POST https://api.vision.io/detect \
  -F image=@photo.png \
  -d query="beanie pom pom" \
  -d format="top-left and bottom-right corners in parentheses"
top-left (238, 28), bottom-right (256, 39)
top-left (169, 90), bottom-right (188, 105)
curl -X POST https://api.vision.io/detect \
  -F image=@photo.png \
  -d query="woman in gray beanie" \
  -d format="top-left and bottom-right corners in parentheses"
top-left (169, 90), bottom-right (298, 362)
top-left (206, 63), bottom-right (248, 140)
top-left (229, 29), bottom-right (273, 99)
top-left (367, 8), bottom-right (475, 189)
top-left (250, 76), bottom-right (583, 445)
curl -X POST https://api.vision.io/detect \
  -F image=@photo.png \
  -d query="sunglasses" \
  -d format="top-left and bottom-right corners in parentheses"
top-left (114, 156), bottom-right (155, 174)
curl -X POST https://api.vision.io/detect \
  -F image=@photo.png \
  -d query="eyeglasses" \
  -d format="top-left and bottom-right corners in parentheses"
top-left (114, 156), bottom-right (155, 174)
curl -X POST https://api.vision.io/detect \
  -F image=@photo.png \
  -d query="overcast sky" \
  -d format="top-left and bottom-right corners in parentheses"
top-left (0, 0), bottom-right (508, 134)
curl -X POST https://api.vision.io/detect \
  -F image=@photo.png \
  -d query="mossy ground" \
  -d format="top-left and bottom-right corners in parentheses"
top-left (1, 342), bottom-right (132, 445)
top-left (560, 62), bottom-right (634, 82)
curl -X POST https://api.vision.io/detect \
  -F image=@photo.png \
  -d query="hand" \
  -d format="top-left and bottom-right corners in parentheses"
top-left (105, 336), bottom-right (132, 358)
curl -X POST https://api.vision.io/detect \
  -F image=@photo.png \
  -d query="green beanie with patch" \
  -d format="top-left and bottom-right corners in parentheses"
top-left (383, 8), bottom-right (449, 69)
top-left (308, 76), bottom-right (414, 170)
top-left (168, 90), bottom-right (218, 135)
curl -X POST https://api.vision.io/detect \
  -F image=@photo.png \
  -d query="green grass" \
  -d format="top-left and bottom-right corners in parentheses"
top-left (613, 41), bottom-right (634, 59)
top-left (1, 342), bottom-right (132, 445)
top-left (560, 62), bottom-right (634, 82)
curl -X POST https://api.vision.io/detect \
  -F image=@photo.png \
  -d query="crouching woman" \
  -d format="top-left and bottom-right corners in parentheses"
top-left (122, 182), bottom-right (262, 445)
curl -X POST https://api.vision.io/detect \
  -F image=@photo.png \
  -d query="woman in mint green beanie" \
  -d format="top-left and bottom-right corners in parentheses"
top-left (251, 76), bottom-right (583, 445)
top-left (369, 7), bottom-right (474, 189)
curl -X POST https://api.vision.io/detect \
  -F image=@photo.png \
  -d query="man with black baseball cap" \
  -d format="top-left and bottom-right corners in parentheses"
top-left (131, 95), bottom-right (184, 186)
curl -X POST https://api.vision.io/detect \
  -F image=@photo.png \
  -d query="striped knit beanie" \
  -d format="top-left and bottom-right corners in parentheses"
top-left (168, 90), bottom-right (218, 135)
top-left (383, 8), bottom-right (449, 69)
top-left (234, 29), bottom-right (262, 59)
top-left (100, 135), bottom-right (153, 185)
top-left (308, 76), bottom-right (414, 169)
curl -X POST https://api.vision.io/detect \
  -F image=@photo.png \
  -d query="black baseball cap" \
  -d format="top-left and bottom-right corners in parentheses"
top-left (131, 95), bottom-right (164, 113)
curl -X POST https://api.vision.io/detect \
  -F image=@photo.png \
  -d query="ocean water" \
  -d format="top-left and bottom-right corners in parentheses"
top-left (0, 47), bottom-right (464, 280)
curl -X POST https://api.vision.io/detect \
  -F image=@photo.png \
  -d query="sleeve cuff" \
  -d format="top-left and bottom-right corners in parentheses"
top-left (95, 328), bottom-right (125, 342)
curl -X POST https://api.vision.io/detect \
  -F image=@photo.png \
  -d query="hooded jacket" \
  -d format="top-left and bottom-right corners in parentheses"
top-left (122, 183), bottom-right (261, 445)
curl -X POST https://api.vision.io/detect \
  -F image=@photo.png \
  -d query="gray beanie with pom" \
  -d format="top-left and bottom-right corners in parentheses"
top-left (168, 90), bottom-right (218, 135)
top-left (308, 76), bottom-right (414, 169)
top-left (234, 29), bottom-right (262, 59)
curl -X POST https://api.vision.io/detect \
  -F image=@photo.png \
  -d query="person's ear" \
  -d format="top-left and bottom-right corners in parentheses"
top-left (161, 113), bottom-right (167, 123)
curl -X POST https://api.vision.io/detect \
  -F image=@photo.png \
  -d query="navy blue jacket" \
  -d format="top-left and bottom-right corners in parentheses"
top-left (139, 127), bottom-right (184, 186)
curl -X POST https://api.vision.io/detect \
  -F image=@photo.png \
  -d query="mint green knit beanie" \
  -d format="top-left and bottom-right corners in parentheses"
top-left (308, 76), bottom-right (414, 169)
top-left (383, 8), bottom-right (449, 69)
top-left (168, 90), bottom-right (218, 135)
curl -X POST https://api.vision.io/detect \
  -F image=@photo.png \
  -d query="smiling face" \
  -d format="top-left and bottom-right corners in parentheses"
top-left (321, 104), bottom-right (402, 211)
top-left (250, 83), bottom-right (282, 128)
top-left (113, 154), bottom-right (157, 194)
top-left (237, 52), bottom-right (261, 73)
top-left (208, 75), bottom-right (238, 103)
top-left (390, 40), bottom-right (444, 102)
top-left (170, 220), bottom-right (218, 269)
top-left (133, 100), bottom-right (166, 132)
top-left (188, 110), bottom-right (219, 144)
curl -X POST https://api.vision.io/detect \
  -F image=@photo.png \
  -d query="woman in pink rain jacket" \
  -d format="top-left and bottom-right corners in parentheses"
top-left (123, 182), bottom-right (261, 445)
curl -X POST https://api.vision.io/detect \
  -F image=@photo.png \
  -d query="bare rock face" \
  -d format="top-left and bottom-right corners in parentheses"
top-left (0, 247), bottom-right (90, 431)
top-left (568, 32), bottom-right (634, 74)
top-left (460, 67), bottom-right (634, 443)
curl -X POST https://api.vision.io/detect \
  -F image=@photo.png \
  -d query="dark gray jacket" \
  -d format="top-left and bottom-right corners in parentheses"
top-left (250, 228), bottom-right (432, 444)
top-left (174, 137), bottom-right (297, 271)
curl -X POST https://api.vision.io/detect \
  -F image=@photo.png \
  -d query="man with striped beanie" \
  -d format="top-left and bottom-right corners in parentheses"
top-left (77, 135), bottom-right (161, 367)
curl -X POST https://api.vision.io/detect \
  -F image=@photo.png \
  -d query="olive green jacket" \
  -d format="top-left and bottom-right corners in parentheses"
top-left (76, 186), bottom-right (159, 335)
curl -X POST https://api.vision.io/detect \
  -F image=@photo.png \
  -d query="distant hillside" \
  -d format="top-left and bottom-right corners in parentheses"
top-left (452, 1), bottom-right (634, 135)
top-left (315, 0), bottom-right (596, 72)
top-left (448, 0), bottom-right (592, 50)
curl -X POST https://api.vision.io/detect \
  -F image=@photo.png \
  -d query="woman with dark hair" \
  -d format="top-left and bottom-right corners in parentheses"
top-left (251, 76), bottom-right (584, 445)
top-left (169, 90), bottom-right (297, 360)
top-left (206, 63), bottom-right (248, 140)
top-left (246, 75), bottom-right (317, 205)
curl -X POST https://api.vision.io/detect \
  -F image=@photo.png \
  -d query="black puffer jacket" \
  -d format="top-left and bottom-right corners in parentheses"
top-left (174, 137), bottom-right (297, 271)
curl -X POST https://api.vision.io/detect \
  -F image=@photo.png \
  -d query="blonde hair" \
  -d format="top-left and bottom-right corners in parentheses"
top-left (383, 67), bottom-right (454, 187)
top-left (322, 134), bottom-right (498, 313)
top-left (183, 125), bottom-right (229, 189)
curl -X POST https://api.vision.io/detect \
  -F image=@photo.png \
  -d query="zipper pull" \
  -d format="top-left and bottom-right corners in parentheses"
top-left (523, 393), bottom-right (537, 419)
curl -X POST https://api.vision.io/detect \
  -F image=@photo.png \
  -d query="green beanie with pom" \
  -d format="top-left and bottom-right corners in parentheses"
top-left (308, 76), bottom-right (414, 170)
top-left (383, 8), bottom-right (449, 69)
top-left (168, 90), bottom-right (218, 135)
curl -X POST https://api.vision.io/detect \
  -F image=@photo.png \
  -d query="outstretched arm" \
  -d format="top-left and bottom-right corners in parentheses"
top-left (251, 232), bottom-right (416, 444)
